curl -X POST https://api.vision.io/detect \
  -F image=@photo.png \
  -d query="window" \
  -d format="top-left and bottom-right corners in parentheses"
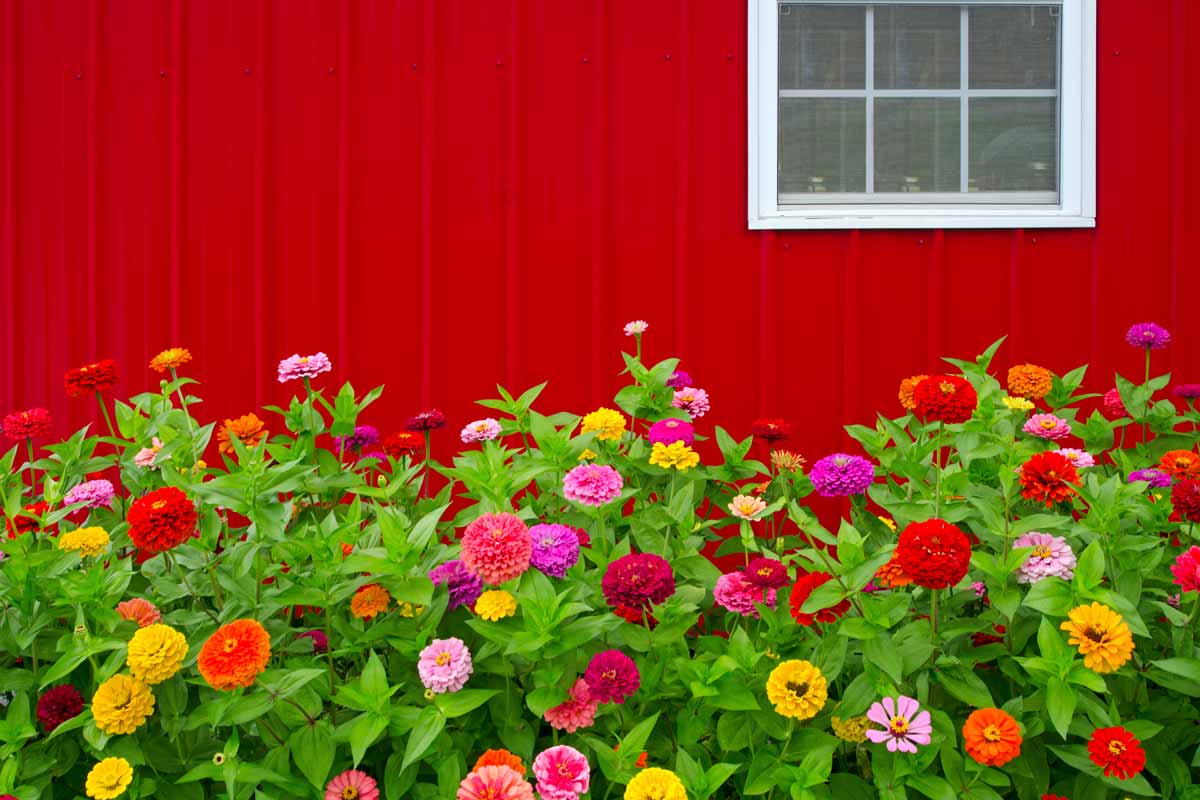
top-left (748, 0), bottom-right (1095, 229)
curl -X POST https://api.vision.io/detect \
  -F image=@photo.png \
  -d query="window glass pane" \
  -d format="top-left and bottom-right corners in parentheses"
top-left (875, 6), bottom-right (960, 90)
top-left (969, 6), bottom-right (1059, 89)
top-left (779, 99), bottom-right (866, 194)
top-left (969, 98), bottom-right (1057, 192)
top-left (778, 5), bottom-right (865, 90)
top-left (875, 99), bottom-right (960, 193)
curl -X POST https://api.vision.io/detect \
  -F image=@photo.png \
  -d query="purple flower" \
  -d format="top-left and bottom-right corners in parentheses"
top-left (63, 479), bottom-right (115, 510)
top-left (808, 453), bottom-right (875, 497)
top-left (296, 629), bottom-right (328, 654)
top-left (666, 370), bottom-right (692, 389)
top-left (671, 388), bottom-right (710, 419)
top-left (1125, 322), bottom-right (1171, 350)
top-left (1129, 468), bottom-right (1172, 488)
top-left (528, 524), bottom-right (581, 578)
top-left (1173, 384), bottom-right (1200, 400)
top-left (582, 650), bottom-right (640, 704)
top-left (429, 559), bottom-right (484, 610)
top-left (563, 464), bottom-right (623, 506)
top-left (865, 696), bottom-right (933, 753)
top-left (1012, 532), bottom-right (1076, 584)
top-left (405, 409), bottom-right (447, 432)
top-left (277, 352), bottom-right (332, 383)
top-left (333, 425), bottom-right (379, 452)
top-left (970, 581), bottom-right (987, 598)
top-left (647, 418), bottom-right (695, 446)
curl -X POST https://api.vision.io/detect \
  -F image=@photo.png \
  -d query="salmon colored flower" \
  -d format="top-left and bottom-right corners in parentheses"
top-left (149, 347), bottom-right (192, 373)
top-left (351, 584), bottom-right (392, 620)
top-left (197, 619), bottom-right (271, 691)
top-left (117, 598), bottom-right (161, 628)
top-left (728, 494), bottom-right (767, 520)
top-left (217, 413), bottom-right (269, 455)
top-left (457, 766), bottom-right (533, 800)
top-left (325, 769), bottom-right (379, 800)
top-left (962, 708), bottom-right (1021, 767)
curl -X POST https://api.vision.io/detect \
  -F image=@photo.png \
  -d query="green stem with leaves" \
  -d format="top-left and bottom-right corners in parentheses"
top-left (169, 367), bottom-right (199, 466)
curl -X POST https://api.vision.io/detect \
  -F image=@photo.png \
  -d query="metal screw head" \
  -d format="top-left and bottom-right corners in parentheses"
top-left (159, 69), bottom-right (167, 77)
top-left (74, 73), bottom-right (82, 80)
top-left (244, 67), bottom-right (252, 75)
top-left (664, 53), bottom-right (672, 61)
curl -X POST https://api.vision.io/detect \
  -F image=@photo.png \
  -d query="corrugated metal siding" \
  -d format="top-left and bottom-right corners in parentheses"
top-left (1, 0), bottom-right (1198, 455)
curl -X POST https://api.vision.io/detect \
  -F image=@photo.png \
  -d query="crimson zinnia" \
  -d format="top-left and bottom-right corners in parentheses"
top-left (63, 359), bottom-right (119, 397)
top-left (1088, 726), bottom-right (1146, 780)
top-left (913, 375), bottom-right (977, 424)
top-left (2, 408), bottom-right (52, 441)
top-left (895, 519), bottom-right (971, 589)
top-left (1019, 451), bottom-right (1080, 507)
top-left (36, 684), bottom-right (84, 732)
top-left (383, 431), bottom-right (425, 460)
top-left (1171, 479), bottom-right (1200, 523)
top-left (601, 554), bottom-right (674, 610)
top-left (128, 487), bottom-right (197, 553)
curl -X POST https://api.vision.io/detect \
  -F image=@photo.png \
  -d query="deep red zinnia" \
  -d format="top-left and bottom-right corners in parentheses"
top-left (404, 409), bottom-right (447, 432)
top-left (1041, 795), bottom-right (1069, 800)
top-left (612, 605), bottom-right (657, 629)
top-left (128, 486), bottom-right (198, 554)
top-left (744, 557), bottom-right (790, 589)
top-left (63, 359), bottom-right (119, 397)
top-left (601, 553), bottom-right (675, 610)
top-left (1171, 479), bottom-right (1200, 523)
top-left (1019, 451), bottom-right (1080, 508)
top-left (36, 684), bottom-right (84, 732)
top-left (582, 649), bottom-right (641, 704)
top-left (895, 519), bottom-right (971, 589)
top-left (1087, 726), bottom-right (1146, 780)
top-left (788, 570), bottom-right (851, 626)
top-left (3, 408), bottom-right (52, 441)
top-left (4, 501), bottom-right (53, 539)
top-left (750, 418), bottom-right (791, 443)
top-left (912, 375), bottom-right (977, 425)
top-left (383, 431), bottom-right (426, 460)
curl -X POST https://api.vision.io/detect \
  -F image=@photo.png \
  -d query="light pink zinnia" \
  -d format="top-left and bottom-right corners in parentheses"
top-left (134, 437), bottom-right (163, 468)
top-left (460, 418), bottom-right (502, 444)
top-left (1055, 448), bottom-right (1095, 469)
top-left (1171, 546), bottom-right (1200, 592)
top-left (63, 479), bottom-right (115, 509)
top-left (865, 695), bottom-right (933, 753)
top-left (460, 513), bottom-right (532, 585)
top-left (457, 766), bottom-right (534, 800)
top-left (543, 679), bottom-right (598, 733)
top-left (671, 387), bottom-right (710, 419)
top-left (277, 352), bottom-right (332, 383)
top-left (417, 637), bottom-right (473, 694)
top-left (563, 464), bottom-right (623, 507)
top-left (1012, 532), bottom-right (1076, 584)
top-left (325, 769), bottom-right (379, 800)
top-left (623, 320), bottom-right (649, 336)
top-left (1023, 413), bottom-right (1071, 441)
top-left (532, 745), bottom-right (590, 800)
top-left (713, 572), bottom-right (776, 618)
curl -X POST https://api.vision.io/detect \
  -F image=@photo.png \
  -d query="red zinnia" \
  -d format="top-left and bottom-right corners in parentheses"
top-left (750, 418), bottom-right (791, 444)
top-left (63, 359), bottom-right (119, 397)
top-left (36, 684), bottom-right (84, 732)
top-left (128, 487), bottom-right (198, 553)
top-left (383, 431), bottom-right (425, 460)
top-left (788, 570), bottom-right (850, 626)
top-left (1019, 451), bottom-right (1080, 508)
top-left (4, 501), bottom-right (53, 539)
top-left (971, 624), bottom-right (1007, 648)
top-left (913, 375), bottom-right (977, 425)
top-left (3, 408), bottom-right (52, 441)
top-left (602, 553), bottom-right (675, 610)
top-left (895, 519), bottom-right (971, 589)
top-left (1042, 795), bottom-right (1069, 800)
top-left (612, 605), bottom-right (657, 629)
top-left (1087, 726), bottom-right (1146, 780)
top-left (1171, 479), bottom-right (1200, 523)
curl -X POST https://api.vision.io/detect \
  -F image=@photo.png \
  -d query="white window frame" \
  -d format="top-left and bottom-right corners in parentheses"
top-left (748, 0), bottom-right (1096, 230)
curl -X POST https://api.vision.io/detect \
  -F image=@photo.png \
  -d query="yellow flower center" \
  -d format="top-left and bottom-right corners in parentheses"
top-left (223, 638), bottom-right (238, 653)
top-left (1108, 740), bottom-right (1126, 756)
top-left (557, 761), bottom-right (573, 776)
top-left (757, 567), bottom-right (772, 577)
top-left (479, 791), bottom-right (497, 800)
top-left (1040, 419), bottom-right (1057, 429)
top-left (342, 788), bottom-right (358, 800)
top-left (436, 652), bottom-right (451, 666)
top-left (602, 669), bottom-right (617, 680)
top-left (939, 381), bottom-right (956, 393)
top-left (152, 500), bottom-right (166, 510)
top-left (982, 724), bottom-right (1003, 742)
top-left (490, 528), bottom-right (503, 539)
top-left (300, 356), bottom-right (310, 363)
top-left (1032, 545), bottom-right (1053, 558)
top-left (889, 716), bottom-right (909, 736)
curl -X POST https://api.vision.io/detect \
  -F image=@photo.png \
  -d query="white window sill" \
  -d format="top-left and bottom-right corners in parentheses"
top-left (749, 210), bottom-right (1097, 230)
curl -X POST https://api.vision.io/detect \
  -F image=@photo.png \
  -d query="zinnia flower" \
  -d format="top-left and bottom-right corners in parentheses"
top-left (728, 494), bottom-right (767, 520)
top-left (418, 637), bottom-right (473, 694)
top-left (296, 629), bottom-right (328, 653)
top-left (333, 424), bottom-right (380, 452)
top-left (457, 766), bottom-right (533, 800)
top-left (1125, 322), bottom-right (1171, 350)
top-left (92, 675), bottom-right (155, 734)
top-left (528, 524), bottom-right (581, 578)
top-left (1060, 602), bottom-right (1134, 673)
top-left (898, 374), bottom-right (929, 411)
top-left (117, 598), bottom-right (161, 627)
top-left (1159, 449), bottom-right (1200, 479)
top-left (543, 679), bottom-right (598, 733)
top-left (1023, 414), bottom-right (1071, 441)
top-left (460, 418), bottom-right (502, 443)
top-left (894, 519), bottom-right (971, 589)
top-left (36, 684), bottom-right (84, 732)
top-left (1088, 726), bottom-right (1146, 780)
top-left (563, 464), bottom-right (623, 506)
top-left (64, 479), bottom-right (116, 510)
top-left (64, 359), bottom-right (119, 397)
top-left (582, 650), bottom-right (640, 704)
top-left (1129, 468), bottom-right (1171, 488)
top-left (665, 370), bottom-right (692, 389)
top-left (149, 347), bottom-right (192, 373)
top-left (405, 409), bottom-right (447, 432)
top-left (751, 418), bottom-right (791, 443)
top-left (1055, 448), bottom-right (1094, 469)
top-left (602, 553), bottom-right (675, 610)
top-left (474, 749), bottom-right (526, 776)
top-left (474, 589), bottom-right (517, 621)
top-left (1007, 363), bottom-right (1053, 399)
top-left (3, 408), bottom-right (52, 440)
top-left (277, 352), bottom-right (332, 383)
top-left (217, 413), bottom-right (269, 454)
top-left (1171, 478), bottom-right (1200, 522)
top-left (771, 450), bottom-right (806, 472)
top-left (831, 715), bottom-right (871, 743)
top-left (58, 526), bottom-right (111, 558)
top-left (766, 659), bottom-right (827, 720)
top-left (874, 555), bottom-right (913, 588)
top-left (623, 320), bottom-right (649, 336)
top-left (744, 557), bottom-right (789, 589)
top-left (1012, 532), bottom-right (1076, 584)
top-left (1171, 546), bottom-right (1200, 592)
top-left (1102, 388), bottom-right (1127, 419)
top-left (647, 418), bottom-right (694, 446)
top-left (714, 571), bottom-right (777, 617)
top-left (460, 513), bottom-right (532, 585)
top-left (808, 453), bottom-right (875, 497)
top-left (580, 407), bottom-right (625, 441)
top-left (788, 570), bottom-right (850, 625)
top-left (962, 708), bottom-right (1022, 766)
top-left (532, 745), bottom-right (590, 800)
top-left (648, 441), bottom-right (700, 471)
top-left (1002, 395), bottom-right (1035, 411)
top-left (429, 559), bottom-right (485, 609)
top-left (134, 437), bottom-right (163, 468)
top-left (197, 619), bottom-right (271, 690)
top-left (325, 769), bottom-right (379, 800)
top-left (86, 757), bottom-right (133, 800)
top-left (127, 487), bottom-right (197, 554)
top-left (383, 430), bottom-right (425, 460)
top-left (1019, 451), bottom-right (1080, 507)
top-left (1173, 383), bottom-right (1200, 400)
top-left (625, 769), bottom-right (686, 800)
top-left (350, 584), bottom-right (392, 619)
top-left (865, 696), bottom-right (933, 753)
top-left (126, 623), bottom-right (188, 684)
top-left (671, 387), bottom-right (710, 418)
top-left (913, 375), bottom-right (977, 424)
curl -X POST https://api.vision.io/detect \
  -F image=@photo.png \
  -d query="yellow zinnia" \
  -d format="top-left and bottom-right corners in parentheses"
top-left (126, 623), bottom-right (188, 685)
top-left (149, 347), bottom-right (192, 373)
top-left (474, 589), bottom-right (518, 621)
top-left (578, 448), bottom-right (598, 461)
top-left (649, 441), bottom-right (700, 471)
top-left (92, 675), bottom-right (155, 735)
top-left (580, 407), bottom-right (625, 441)
top-left (1060, 602), bottom-right (1134, 673)
top-left (58, 526), bottom-right (110, 558)
top-left (1002, 395), bottom-right (1035, 411)
top-left (766, 659), bottom-right (827, 720)
top-left (398, 601), bottom-right (425, 618)
top-left (625, 767), bottom-right (687, 800)
top-left (831, 715), bottom-right (870, 743)
top-left (86, 757), bottom-right (133, 799)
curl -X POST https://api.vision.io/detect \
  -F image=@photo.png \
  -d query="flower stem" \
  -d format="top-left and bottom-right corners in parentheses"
top-left (24, 437), bottom-right (36, 496)
top-left (930, 588), bottom-right (940, 641)
top-left (1144, 348), bottom-right (1151, 442)
top-left (933, 422), bottom-right (944, 518)
top-left (170, 367), bottom-right (199, 467)
top-left (95, 390), bottom-right (119, 440)
top-left (421, 430), bottom-right (432, 498)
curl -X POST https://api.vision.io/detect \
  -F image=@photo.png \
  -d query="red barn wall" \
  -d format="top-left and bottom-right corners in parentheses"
top-left (1, 0), bottom-right (1198, 459)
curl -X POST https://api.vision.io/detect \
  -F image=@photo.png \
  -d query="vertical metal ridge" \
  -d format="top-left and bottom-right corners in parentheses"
top-left (672, 0), bottom-right (689, 354)
top-left (336, 0), bottom-right (350, 373)
top-left (2, 0), bottom-right (15, 411)
top-left (418, 0), bottom-right (435, 407)
top-left (927, 231), bottom-right (946, 365)
top-left (843, 231), bottom-right (861, 443)
top-left (588, 0), bottom-right (607, 401)
top-left (757, 233), bottom-right (771, 417)
top-left (252, 0), bottom-right (266, 407)
top-left (85, 0), bottom-right (98, 353)
top-left (1007, 229), bottom-right (1023, 355)
top-left (503, 0), bottom-right (520, 387)
top-left (1167, 0), bottom-right (1185, 366)
top-left (168, 0), bottom-right (183, 343)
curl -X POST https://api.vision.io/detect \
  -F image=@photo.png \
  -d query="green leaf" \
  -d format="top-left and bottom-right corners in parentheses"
top-left (290, 721), bottom-right (335, 788)
top-left (400, 706), bottom-right (445, 772)
top-left (1045, 677), bottom-right (1076, 739)
top-left (1073, 541), bottom-right (1105, 591)
top-left (349, 713), bottom-right (389, 767)
top-left (1150, 658), bottom-right (1200, 683)
top-left (906, 774), bottom-right (957, 800)
top-left (1022, 578), bottom-right (1073, 617)
top-left (620, 713), bottom-right (660, 765)
top-left (937, 666), bottom-right (993, 708)
top-left (434, 689), bottom-right (498, 718)
top-left (409, 503), bottom-right (450, 550)
top-left (865, 635), bottom-right (903, 684)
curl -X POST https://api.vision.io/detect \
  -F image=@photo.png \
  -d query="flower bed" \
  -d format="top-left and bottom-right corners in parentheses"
top-left (1, 325), bottom-right (1199, 800)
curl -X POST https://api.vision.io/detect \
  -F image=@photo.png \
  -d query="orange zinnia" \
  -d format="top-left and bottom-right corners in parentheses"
top-left (197, 619), bottom-right (271, 691)
top-left (217, 413), bottom-right (269, 455)
top-left (1006, 363), bottom-right (1053, 400)
top-left (1159, 449), bottom-right (1200, 480)
top-left (350, 584), bottom-right (391, 620)
top-left (963, 708), bottom-right (1022, 767)
top-left (149, 347), bottom-right (192, 373)
top-left (874, 555), bottom-right (913, 588)
top-left (474, 748), bottom-right (526, 776)
top-left (898, 375), bottom-right (929, 411)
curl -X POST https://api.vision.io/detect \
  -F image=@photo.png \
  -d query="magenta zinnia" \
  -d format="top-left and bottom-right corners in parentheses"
top-left (1171, 546), bottom-right (1200, 592)
top-left (582, 650), bottom-right (640, 704)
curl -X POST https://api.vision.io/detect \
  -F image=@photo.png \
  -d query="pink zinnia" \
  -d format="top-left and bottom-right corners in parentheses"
top-left (460, 513), bottom-right (532, 585)
top-left (671, 387), bottom-right (710, 419)
top-left (461, 418), bottom-right (502, 444)
top-left (134, 437), bottom-right (163, 468)
top-left (1012, 532), bottom-right (1076, 584)
top-left (543, 679), bottom-right (598, 733)
top-left (63, 479), bottom-right (115, 510)
top-left (865, 696), bottom-right (933, 753)
top-left (1102, 388), bottom-right (1127, 419)
top-left (325, 769), bottom-right (379, 800)
top-left (563, 464), bottom-right (623, 507)
top-left (457, 765), bottom-right (534, 800)
top-left (623, 320), bottom-right (649, 336)
top-left (417, 637), bottom-right (473, 694)
top-left (647, 418), bottom-right (695, 446)
top-left (277, 352), bottom-right (332, 383)
top-left (532, 745), bottom-right (590, 800)
top-left (713, 571), bottom-right (776, 617)
top-left (1056, 448), bottom-right (1095, 469)
top-left (1171, 546), bottom-right (1200, 593)
top-left (582, 650), bottom-right (640, 704)
top-left (1023, 413), bottom-right (1071, 441)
